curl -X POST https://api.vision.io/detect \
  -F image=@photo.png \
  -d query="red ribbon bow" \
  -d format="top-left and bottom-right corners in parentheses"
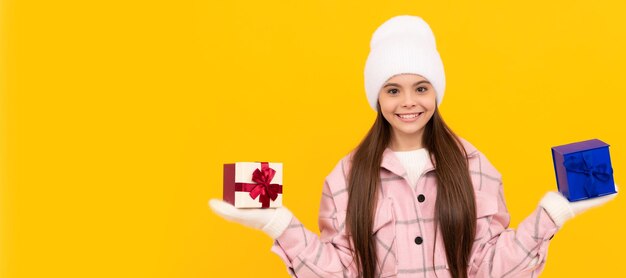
top-left (235, 162), bottom-right (282, 208)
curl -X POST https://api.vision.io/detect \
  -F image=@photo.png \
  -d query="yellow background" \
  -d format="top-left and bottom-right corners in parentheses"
top-left (2, 0), bottom-right (625, 277)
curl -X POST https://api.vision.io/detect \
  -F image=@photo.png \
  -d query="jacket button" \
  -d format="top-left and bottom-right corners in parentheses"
top-left (417, 194), bottom-right (425, 203)
top-left (414, 236), bottom-right (423, 245)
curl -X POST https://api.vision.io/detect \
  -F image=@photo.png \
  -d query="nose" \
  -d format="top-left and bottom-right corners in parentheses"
top-left (401, 92), bottom-right (417, 108)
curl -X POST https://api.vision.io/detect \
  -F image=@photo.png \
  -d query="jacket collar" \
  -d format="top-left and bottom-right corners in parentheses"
top-left (380, 137), bottom-right (479, 177)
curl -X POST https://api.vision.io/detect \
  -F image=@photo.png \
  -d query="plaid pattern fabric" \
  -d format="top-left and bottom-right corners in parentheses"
top-left (271, 138), bottom-right (559, 277)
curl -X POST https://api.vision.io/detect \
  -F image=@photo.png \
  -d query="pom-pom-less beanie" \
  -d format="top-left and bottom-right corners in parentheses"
top-left (364, 15), bottom-right (446, 111)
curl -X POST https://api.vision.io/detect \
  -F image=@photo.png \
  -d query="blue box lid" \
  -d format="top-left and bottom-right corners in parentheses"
top-left (552, 139), bottom-right (609, 154)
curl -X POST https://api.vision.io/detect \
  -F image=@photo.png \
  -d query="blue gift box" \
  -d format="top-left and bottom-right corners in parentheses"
top-left (551, 139), bottom-right (616, 202)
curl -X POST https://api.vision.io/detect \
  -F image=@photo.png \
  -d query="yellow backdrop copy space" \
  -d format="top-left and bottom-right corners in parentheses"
top-left (2, 0), bottom-right (625, 277)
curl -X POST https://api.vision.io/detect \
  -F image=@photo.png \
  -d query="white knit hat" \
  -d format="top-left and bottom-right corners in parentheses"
top-left (364, 15), bottom-right (446, 111)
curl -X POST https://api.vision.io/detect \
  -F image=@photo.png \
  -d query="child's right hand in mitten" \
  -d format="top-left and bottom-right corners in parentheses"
top-left (208, 199), bottom-right (293, 239)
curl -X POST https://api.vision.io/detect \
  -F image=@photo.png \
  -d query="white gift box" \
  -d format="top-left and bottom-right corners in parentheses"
top-left (223, 162), bottom-right (283, 208)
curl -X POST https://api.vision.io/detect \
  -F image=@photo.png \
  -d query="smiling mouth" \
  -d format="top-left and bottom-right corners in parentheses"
top-left (395, 112), bottom-right (423, 119)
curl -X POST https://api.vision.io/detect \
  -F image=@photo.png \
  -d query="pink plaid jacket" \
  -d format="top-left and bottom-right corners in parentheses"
top-left (271, 138), bottom-right (559, 277)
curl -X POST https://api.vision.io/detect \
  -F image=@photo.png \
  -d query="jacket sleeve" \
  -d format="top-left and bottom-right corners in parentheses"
top-left (270, 160), bottom-right (357, 277)
top-left (468, 180), bottom-right (560, 277)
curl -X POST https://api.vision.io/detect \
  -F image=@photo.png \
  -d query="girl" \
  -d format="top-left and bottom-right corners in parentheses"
top-left (209, 15), bottom-right (618, 278)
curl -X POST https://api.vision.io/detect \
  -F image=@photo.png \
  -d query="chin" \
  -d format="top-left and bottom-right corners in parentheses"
top-left (395, 126), bottom-right (424, 136)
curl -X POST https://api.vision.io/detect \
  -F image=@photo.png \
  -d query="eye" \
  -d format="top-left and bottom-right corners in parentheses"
top-left (416, 86), bottom-right (428, 93)
top-left (387, 88), bottom-right (399, 95)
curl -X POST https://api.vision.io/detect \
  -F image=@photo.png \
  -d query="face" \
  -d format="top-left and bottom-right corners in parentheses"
top-left (378, 74), bottom-right (437, 144)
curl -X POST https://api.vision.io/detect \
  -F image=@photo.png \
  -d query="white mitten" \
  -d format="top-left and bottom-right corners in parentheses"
top-left (208, 199), bottom-right (293, 239)
top-left (539, 184), bottom-right (619, 227)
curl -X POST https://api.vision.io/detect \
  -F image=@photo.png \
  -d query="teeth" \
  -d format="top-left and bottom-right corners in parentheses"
top-left (398, 113), bottom-right (421, 119)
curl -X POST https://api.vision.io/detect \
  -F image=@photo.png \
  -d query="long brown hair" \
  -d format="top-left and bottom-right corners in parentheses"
top-left (346, 102), bottom-right (476, 278)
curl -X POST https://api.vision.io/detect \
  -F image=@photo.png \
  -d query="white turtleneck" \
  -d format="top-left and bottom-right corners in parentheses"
top-left (392, 148), bottom-right (430, 188)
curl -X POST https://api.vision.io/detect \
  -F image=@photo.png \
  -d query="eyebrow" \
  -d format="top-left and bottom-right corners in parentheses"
top-left (383, 80), bottom-right (431, 88)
